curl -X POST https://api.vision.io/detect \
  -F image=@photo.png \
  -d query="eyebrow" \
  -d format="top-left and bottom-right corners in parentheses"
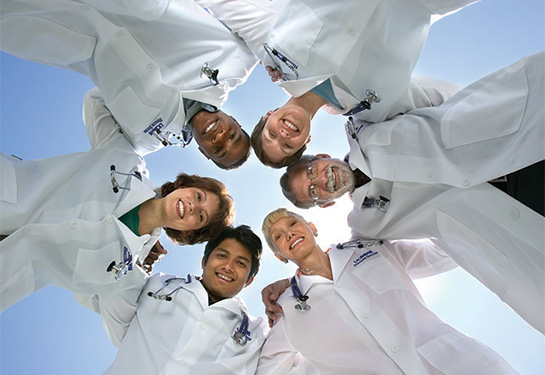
top-left (215, 248), bottom-right (251, 264)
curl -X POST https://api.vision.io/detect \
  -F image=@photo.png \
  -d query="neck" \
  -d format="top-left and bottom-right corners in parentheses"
top-left (297, 246), bottom-right (333, 280)
top-left (287, 91), bottom-right (327, 120)
top-left (137, 198), bottom-right (163, 235)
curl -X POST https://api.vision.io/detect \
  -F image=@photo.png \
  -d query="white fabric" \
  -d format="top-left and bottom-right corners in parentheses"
top-left (0, 0), bottom-right (257, 155)
top-left (257, 244), bottom-right (518, 374)
top-left (347, 52), bottom-right (545, 188)
top-left (0, 90), bottom-right (158, 322)
top-left (198, 0), bottom-right (480, 122)
top-left (345, 52), bottom-right (545, 333)
top-left (104, 273), bottom-right (268, 375)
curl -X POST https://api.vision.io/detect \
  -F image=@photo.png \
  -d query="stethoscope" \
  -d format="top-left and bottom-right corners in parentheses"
top-left (147, 275), bottom-right (253, 346)
top-left (290, 276), bottom-right (311, 312)
top-left (109, 165), bottom-right (142, 193)
top-left (336, 239), bottom-right (383, 250)
top-left (263, 43), bottom-right (299, 81)
top-left (152, 128), bottom-right (193, 148)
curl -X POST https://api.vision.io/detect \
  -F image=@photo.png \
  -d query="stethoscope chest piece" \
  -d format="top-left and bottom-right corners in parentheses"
top-left (232, 331), bottom-right (248, 346)
top-left (295, 295), bottom-right (311, 312)
top-left (291, 277), bottom-right (311, 312)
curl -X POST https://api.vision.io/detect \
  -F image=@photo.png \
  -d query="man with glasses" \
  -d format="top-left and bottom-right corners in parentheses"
top-left (278, 52), bottom-right (545, 334)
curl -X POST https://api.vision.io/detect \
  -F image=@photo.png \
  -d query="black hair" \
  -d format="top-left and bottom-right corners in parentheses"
top-left (203, 225), bottom-right (262, 280)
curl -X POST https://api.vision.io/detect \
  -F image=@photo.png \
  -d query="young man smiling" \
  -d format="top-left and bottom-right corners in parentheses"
top-left (98, 225), bottom-right (268, 374)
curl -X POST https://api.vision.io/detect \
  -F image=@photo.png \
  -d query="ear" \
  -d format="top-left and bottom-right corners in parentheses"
top-left (318, 201), bottom-right (335, 208)
top-left (309, 222), bottom-right (318, 236)
top-left (315, 153), bottom-right (331, 159)
top-left (244, 276), bottom-right (255, 288)
top-left (230, 116), bottom-right (241, 127)
top-left (275, 253), bottom-right (288, 264)
top-left (201, 256), bottom-right (206, 269)
top-left (305, 135), bottom-right (311, 144)
top-left (197, 146), bottom-right (211, 159)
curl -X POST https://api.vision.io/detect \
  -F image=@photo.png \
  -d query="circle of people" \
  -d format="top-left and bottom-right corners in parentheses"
top-left (1, 0), bottom-right (543, 374)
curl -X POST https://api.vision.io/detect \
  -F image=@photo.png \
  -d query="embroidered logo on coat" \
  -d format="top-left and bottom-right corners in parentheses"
top-left (353, 250), bottom-right (378, 267)
top-left (144, 117), bottom-right (164, 136)
top-left (123, 246), bottom-right (133, 271)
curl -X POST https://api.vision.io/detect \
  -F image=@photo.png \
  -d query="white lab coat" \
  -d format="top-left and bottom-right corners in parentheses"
top-left (344, 52), bottom-right (545, 333)
top-left (347, 52), bottom-right (545, 188)
top-left (0, 0), bottom-right (257, 155)
top-left (257, 242), bottom-right (518, 375)
top-left (0, 89), bottom-right (160, 315)
top-left (199, 0), bottom-right (480, 122)
top-left (104, 273), bottom-right (268, 375)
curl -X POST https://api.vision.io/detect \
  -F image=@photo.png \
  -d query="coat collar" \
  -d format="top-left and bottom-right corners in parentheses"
top-left (184, 275), bottom-right (248, 316)
top-left (295, 247), bottom-right (353, 293)
top-left (112, 170), bottom-right (157, 219)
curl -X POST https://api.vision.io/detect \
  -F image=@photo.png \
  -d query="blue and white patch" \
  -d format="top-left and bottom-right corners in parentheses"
top-left (143, 117), bottom-right (165, 136)
top-left (123, 246), bottom-right (133, 271)
top-left (353, 250), bottom-right (378, 267)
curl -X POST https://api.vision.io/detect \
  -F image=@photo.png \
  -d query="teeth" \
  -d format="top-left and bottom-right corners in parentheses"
top-left (177, 200), bottom-right (184, 219)
top-left (284, 120), bottom-right (298, 132)
top-left (205, 121), bottom-right (217, 134)
top-left (217, 273), bottom-right (233, 282)
top-left (290, 237), bottom-right (304, 250)
top-left (325, 166), bottom-right (336, 192)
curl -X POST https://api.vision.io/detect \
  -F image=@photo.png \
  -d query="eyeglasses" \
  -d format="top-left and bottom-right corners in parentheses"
top-left (307, 162), bottom-right (320, 203)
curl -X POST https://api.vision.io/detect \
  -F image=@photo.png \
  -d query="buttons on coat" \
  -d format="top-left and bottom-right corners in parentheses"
top-left (360, 312), bottom-right (369, 319)
top-left (427, 171), bottom-right (435, 182)
top-left (345, 26), bottom-right (356, 36)
top-left (509, 207), bottom-right (520, 220)
top-left (22, 226), bottom-right (31, 235)
top-left (390, 344), bottom-right (400, 353)
top-left (197, 323), bottom-right (206, 331)
top-left (147, 63), bottom-right (156, 70)
top-left (107, 216), bottom-right (114, 224)
top-left (70, 220), bottom-right (78, 229)
top-left (463, 178), bottom-right (471, 187)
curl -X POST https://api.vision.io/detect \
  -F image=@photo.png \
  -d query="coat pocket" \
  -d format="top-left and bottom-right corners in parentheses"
top-left (107, 86), bottom-right (163, 136)
top-left (0, 154), bottom-right (17, 204)
top-left (0, 261), bottom-right (35, 312)
top-left (352, 254), bottom-right (411, 294)
top-left (0, 16), bottom-right (96, 66)
top-left (73, 241), bottom-right (123, 286)
top-left (440, 57), bottom-right (527, 149)
top-left (417, 331), bottom-right (516, 374)
top-left (270, 0), bottom-right (323, 67)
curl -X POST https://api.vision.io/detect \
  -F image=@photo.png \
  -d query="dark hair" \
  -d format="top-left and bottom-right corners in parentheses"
top-left (211, 129), bottom-right (251, 170)
top-left (203, 225), bottom-right (262, 280)
top-left (159, 173), bottom-right (234, 245)
top-left (279, 155), bottom-right (317, 209)
top-left (250, 115), bottom-right (307, 169)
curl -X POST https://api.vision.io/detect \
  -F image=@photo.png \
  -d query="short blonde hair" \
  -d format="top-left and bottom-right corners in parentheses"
top-left (262, 208), bottom-right (307, 254)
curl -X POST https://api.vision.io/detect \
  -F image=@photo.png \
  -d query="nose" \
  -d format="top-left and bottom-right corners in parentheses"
top-left (212, 129), bottom-right (225, 144)
top-left (278, 127), bottom-right (289, 138)
top-left (222, 260), bottom-right (234, 273)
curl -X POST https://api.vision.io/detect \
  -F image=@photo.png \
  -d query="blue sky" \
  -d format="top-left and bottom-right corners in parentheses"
top-left (1, 0), bottom-right (544, 374)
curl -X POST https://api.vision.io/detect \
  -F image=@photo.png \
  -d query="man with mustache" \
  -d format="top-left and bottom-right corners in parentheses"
top-left (278, 51), bottom-right (545, 333)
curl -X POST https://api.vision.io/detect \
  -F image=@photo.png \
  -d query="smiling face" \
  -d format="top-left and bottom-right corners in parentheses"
top-left (288, 156), bottom-right (355, 207)
top-left (162, 187), bottom-right (220, 232)
top-left (269, 216), bottom-right (317, 263)
top-left (201, 238), bottom-right (254, 304)
top-left (260, 106), bottom-right (311, 164)
top-left (190, 110), bottom-right (250, 169)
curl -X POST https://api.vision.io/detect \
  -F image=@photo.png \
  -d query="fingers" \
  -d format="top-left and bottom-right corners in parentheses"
top-left (265, 65), bottom-right (283, 82)
top-left (142, 241), bottom-right (168, 274)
